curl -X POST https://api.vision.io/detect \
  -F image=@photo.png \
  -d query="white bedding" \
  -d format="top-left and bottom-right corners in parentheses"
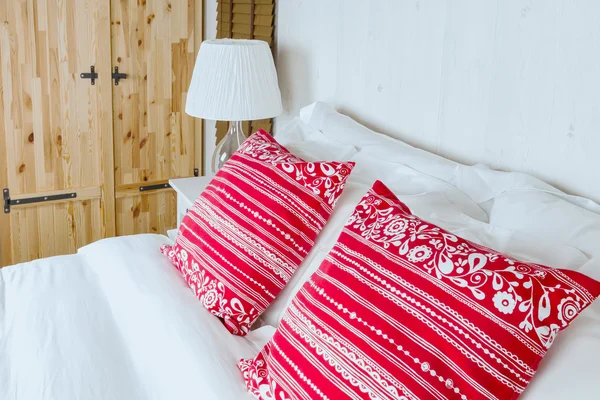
top-left (274, 103), bottom-right (600, 399)
top-left (0, 234), bottom-right (273, 400)
top-left (2, 102), bottom-right (599, 399)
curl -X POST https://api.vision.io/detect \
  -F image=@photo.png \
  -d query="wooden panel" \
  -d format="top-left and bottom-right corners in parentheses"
top-left (220, 12), bottom-right (274, 27)
top-left (0, 0), bottom-right (114, 266)
top-left (8, 199), bottom-right (104, 262)
top-left (217, 1), bottom-right (275, 17)
top-left (116, 192), bottom-right (177, 236)
top-left (111, 0), bottom-right (197, 236)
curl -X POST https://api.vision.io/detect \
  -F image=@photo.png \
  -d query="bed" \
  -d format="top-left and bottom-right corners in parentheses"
top-left (0, 234), bottom-right (275, 400)
top-left (1, 102), bottom-right (599, 399)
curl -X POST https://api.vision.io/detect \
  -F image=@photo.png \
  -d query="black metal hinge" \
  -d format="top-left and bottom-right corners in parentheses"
top-left (139, 183), bottom-right (171, 192)
top-left (80, 65), bottom-right (98, 85)
top-left (3, 188), bottom-right (77, 214)
top-left (112, 67), bottom-right (127, 86)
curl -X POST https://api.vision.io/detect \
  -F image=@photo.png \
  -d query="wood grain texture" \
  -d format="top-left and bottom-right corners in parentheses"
top-left (275, 0), bottom-right (600, 203)
top-left (0, 3), bottom-right (9, 266)
top-left (217, 0), bottom-right (274, 43)
top-left (111, 0), bottom-right (197, 236)
top-left (116, 191), bottom-right (177, 236)
top-left (0, 0), bottom-right (114, 266)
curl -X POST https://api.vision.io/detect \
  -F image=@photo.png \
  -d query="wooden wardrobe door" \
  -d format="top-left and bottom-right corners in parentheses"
top-left (111, 0), bottom-right (198, 236)
top-left (0, 0), bottom-right (115, 266)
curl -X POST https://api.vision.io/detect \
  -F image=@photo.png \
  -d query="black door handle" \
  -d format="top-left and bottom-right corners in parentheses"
top-left (112, 67), bottom-right (127, 86)
top-left (80, 66), bottom-right (98, 85)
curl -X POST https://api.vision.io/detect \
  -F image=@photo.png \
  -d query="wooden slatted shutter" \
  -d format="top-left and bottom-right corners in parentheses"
top-left (215, 0), bottom-right (276, 144)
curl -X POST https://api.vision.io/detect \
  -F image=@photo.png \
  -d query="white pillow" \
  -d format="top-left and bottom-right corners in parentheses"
top-left (349, 152), bottom-right (488, 222)
top-left (426, 209), bottom-right (588, 270)
top-left (299, 102), bottom-right (461, 178)
top-left (299, 101), bottom-right (600, 213)
top-left (483, 190), bottom-right (600, 261)
top-left (300, 101), bottom-right (408, 148)
top-left (275, 117), bottom-right (356, 161)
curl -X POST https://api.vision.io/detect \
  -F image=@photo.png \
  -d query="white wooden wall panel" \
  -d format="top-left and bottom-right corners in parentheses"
top-left (274, 0), bottom-right (600, 203)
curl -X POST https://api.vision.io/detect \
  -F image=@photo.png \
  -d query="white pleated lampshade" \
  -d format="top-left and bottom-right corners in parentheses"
top-left (185, 39), bottom-right (283, 121)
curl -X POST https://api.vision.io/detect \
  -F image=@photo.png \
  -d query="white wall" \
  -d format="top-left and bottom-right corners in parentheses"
top-left (274, 0), bottom-right (600, 203)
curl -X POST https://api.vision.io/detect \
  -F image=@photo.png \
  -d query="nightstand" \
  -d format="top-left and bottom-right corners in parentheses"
top-left (167, 176), bottom-right (213, 241)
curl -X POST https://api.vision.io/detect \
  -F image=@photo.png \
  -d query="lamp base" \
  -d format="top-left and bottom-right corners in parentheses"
top-left (211, 121), bottom-right (246, 173)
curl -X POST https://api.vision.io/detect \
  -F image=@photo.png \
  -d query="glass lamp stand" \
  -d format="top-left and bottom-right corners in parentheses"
top-left (211, 120), bottom-right (246, 173)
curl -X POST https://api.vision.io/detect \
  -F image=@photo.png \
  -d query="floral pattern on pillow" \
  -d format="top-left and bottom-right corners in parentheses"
top-left (161, 130), bottom-right (354, 335)
top-left (238, 180), bottom-right (600, 400)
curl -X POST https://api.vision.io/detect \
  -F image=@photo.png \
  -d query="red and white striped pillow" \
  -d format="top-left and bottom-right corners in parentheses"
top-left (239, 180), bottom-right (600, 399)
top-left (161, 130), bottom-right (354, 335)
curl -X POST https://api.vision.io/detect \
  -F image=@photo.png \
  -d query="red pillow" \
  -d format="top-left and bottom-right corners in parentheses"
top-left (239, 180), bottom-right (600, 399)
top-left (161, 130), bottom-right (354, 335)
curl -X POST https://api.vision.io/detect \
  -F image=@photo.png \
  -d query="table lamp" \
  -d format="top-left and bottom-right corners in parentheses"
top-left (185, 39), bottom-right (283, 173)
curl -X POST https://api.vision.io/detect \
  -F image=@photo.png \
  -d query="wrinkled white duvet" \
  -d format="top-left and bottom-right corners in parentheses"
top-left (0, 234), bottom-right (272, 400)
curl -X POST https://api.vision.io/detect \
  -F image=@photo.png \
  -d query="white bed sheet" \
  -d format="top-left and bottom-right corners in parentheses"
top-left (0, 234), bottom-right (273, 400)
